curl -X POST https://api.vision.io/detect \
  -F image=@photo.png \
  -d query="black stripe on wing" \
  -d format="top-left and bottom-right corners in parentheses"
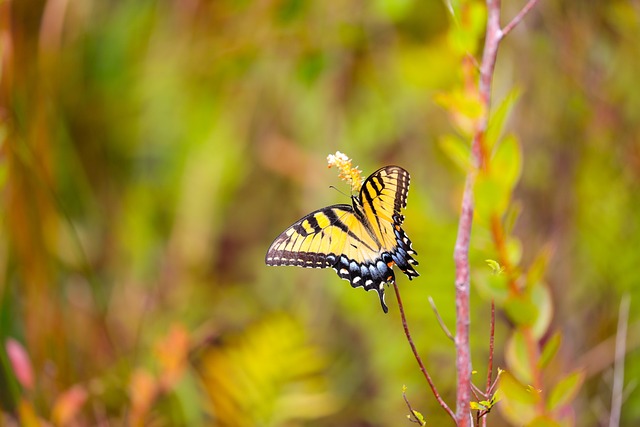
top-left (265, 165), bottom-right (419, 313)
top-left (265, 204), bottom-right (354, 268)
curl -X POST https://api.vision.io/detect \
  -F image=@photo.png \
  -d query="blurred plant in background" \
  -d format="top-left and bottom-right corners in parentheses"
top-left (1, 0), bottom-right (639, 426)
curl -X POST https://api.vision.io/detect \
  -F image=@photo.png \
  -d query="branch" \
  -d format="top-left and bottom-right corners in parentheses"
top-left (480, 300), bottom-right (496, 427)
top-left (501, 0), bottom-right (542, 38)
top-left (609, 294), bottom-right (631, 427)
top-left (452, 1), bottom-right (501, 423)
top-left (452, 1), bottom-right (541, 424)
top-left (485, 300), bottom-right (496, 393)
top-left (428, 296), bottom-right (454, 342)
top-left (392, 282), bottom-right (456, 422)
top-left (403, 388), bottom-right (426, 425)
top-left (453, 171), bottom-right (475, 427)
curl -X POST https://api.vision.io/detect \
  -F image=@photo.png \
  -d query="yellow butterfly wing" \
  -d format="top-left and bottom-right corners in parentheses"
top-left (265, 166), bottom-right (418, 312)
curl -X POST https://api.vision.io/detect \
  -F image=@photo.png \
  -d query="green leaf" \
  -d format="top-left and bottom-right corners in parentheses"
top-left (412, 410), bottom-right (426, 425)
top-left (530, 284), bottom-right (553, 339)
top-left (491, 134), bottom-right (522, 197)
top-left (474, 268), bottom-right (509, 303)
top-left (499, 372), bottom-right (540, 404)
top-left (434, 89), bottom-right (483, 136)
top-left (505, 331), bottom-right (533, 384)
top-left (538, 332), bottom-right (562, 370)
top-left (471, 395), bottom-right (499, 411)
top-left (526, 246), bottom-right (552, 290)
top-left (475, 135), bottom-right (521, 221)
top-left (547, 371), bottom-right (585, 412)
top-left (440, 134), bottom-right (471, 171)
top-left (447, 1), bottom-right (487, 55)
top-left (506, 237), bottom-right (523, 267)
top-left (497, 371), bottom-right (539, 425)
top-left (474, 173), bottom-right (506, 223)
top-left (504, 201), bottom-right (522, 236)
top-left (485, 259), bottom-right (504, 275)
top-left (505, 295), bottom-right (538, 327)
top-left (486, 88), bottom-right (521, 153)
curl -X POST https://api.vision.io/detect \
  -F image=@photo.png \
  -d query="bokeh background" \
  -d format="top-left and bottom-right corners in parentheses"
top-left (2, 0), bottom-right (640, 426)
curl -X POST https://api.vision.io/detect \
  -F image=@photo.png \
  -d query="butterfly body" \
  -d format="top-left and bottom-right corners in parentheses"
top-left (265, 166), bottom-right (418, 313)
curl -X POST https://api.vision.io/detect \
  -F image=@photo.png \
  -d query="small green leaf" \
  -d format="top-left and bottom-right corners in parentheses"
top-left (504, 201), bottom-right (522, 236)
top-left (547, 371), bottom-right (585, 412)
top-left (498, 372), bottom-right (540, 404)
top-left (434, 89), bottom-right (483, 136)
top-left (474, 268), bottom-right (509, 303)
top-left (440, 134), bottom-right (471, 172)
top-left (472, 398), bottom-right (498, 411)
top-left (486, 88), bottom-right (521, 153)
top-left (506, 237), bottom-right (523, 267)
top-left (505, 331), bottom-right (533, 384)
top-left (411, 409), bottom-right (426, 425)
top-left (489, 393), bottom-right (501, 405)
top-left (447, 1), bottom-right (487, 55)
top-left (491, 134), bottom-right (522, 197)
top-left (530, 284), bottom-right (553, 339)
top-left (538, 332), bottom-right (562, 370)
top-left (526, 246), bottom-right (552, 290)
top-left (474, 173), bottom-right (507, 223)
top-left (505, 295), bottom-right (538, 327)
top-left (497, 371), bottom-right (539, 425)
top-left (485, 259), bottom-right (504, 275)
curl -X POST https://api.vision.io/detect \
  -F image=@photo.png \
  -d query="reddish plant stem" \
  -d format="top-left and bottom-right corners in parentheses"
top-left (454, 0), bottom-right (541, 424)
top-left (453, 2), bottom-right (501, 424)
top-left (453, 172), bottom-right (475, 427)
top-left (502, 0), bottom-right (542, 38)
top-left (480, 301), bottom-right (496, 427)
top-left (392, 282), bottom-right (456, 423)
top-left (485, 300), bottom-right (496, 393)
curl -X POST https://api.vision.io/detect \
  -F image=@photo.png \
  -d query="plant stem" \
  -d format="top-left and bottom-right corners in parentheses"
top-left (501, 0), bottom-right (541, 38)
top-left (609, 294), bottom-right (631, 427)
top-left (454, 0), bottom-right (541, 424)
top-left (392, 282), bottom-right (456, 422)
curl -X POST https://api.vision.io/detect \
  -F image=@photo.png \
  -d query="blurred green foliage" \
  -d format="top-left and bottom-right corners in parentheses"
top-left (1, 0), bottom-right (640, 426)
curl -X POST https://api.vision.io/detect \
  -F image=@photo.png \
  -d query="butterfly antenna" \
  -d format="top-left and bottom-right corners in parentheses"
top-left (329, 185), bottom-right (351, 198)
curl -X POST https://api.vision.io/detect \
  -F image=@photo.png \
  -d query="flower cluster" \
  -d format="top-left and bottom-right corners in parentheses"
top-left (326, 151), bottom-right (364, 192)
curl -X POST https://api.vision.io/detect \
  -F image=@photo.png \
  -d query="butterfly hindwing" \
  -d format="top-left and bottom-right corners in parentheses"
top-left (357, 166), bottom-right (418, 279)
top-left (265, 165), bottom-right (418, 313)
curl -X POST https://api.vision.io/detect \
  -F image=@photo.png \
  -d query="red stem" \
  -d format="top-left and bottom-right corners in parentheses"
top-left (501, 0), bottom-right (541, 38)
top-left (454, 0), bottom-right (529, 424)
top-left (453, 4), bottom-right (501, 424)
top-left (453, 172), bottom-right (475, 427)
top-left (485, 300), bottom-right (495, 393)
top-left (480, 301), bottom-right (496, 427)
top-left (392, 282), bottom-right (456, 423)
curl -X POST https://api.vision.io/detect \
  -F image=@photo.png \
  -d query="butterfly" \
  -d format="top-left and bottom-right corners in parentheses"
top-left (265, 165), bottom-right (419, 313)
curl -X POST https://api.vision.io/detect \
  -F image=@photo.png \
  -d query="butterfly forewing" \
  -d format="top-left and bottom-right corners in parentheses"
top-left (359, 166), bottom-right (410, 246)
top-left (265, 165), bottom-right (418, 313)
